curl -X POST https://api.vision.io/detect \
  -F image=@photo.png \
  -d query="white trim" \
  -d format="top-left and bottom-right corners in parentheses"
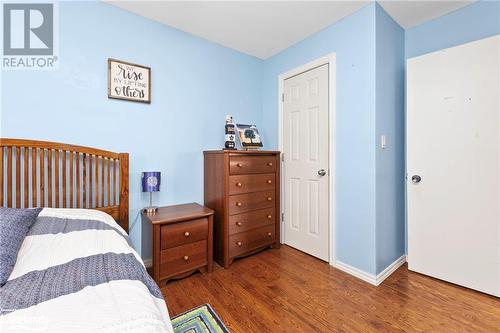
top-left (334, 255), bottom-right (407, 286)
top-left (278, 53), bottom-right (337, 266)
top-left (143, 258), bottom-right (152, 268)
top-left (335, 260), bottom-right (378, 285)
top-left (374, 255), bottom-right (407, 285)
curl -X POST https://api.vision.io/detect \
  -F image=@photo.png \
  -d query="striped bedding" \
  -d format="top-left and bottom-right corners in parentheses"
top-left (0, 208), bottom-right (173, 332)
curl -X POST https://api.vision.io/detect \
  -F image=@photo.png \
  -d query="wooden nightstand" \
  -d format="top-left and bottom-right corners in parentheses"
top-left (142, 203), bottom-right (214, 285)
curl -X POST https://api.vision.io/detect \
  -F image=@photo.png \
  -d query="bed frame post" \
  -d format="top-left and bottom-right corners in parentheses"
top-left (119, 153), bottom-right (129, 232)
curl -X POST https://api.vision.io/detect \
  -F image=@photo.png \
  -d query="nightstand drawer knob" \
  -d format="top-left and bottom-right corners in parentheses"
top-left (184, 231), bottom-right (190, 237)
top-left (267, 215), bottom-right (272, 219)
top-left (267, 197), bottom-right (272, 201)
top-left (236, 202), bottom-right (242, 207)
top-left (236, 241), bottom-right (242, 246)
top-left (267, 232), bottom-right (272, 237)
top-left (267, 180), bottom-right (272, 184)
top-left (236, 163), bottom-right (243, 167)
top-left (236, 182), bottom-right (242, 187)
top-left (267, 162), bottom-right (273, 166)
top-left (236, 222), bottom-right (242, 226)
top-left (183, 255), bottom-right (189, 261)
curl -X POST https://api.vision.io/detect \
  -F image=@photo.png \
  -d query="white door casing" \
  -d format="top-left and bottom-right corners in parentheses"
top-left (407, 35), bottom-right (500, 297)
top-left (282, 63), bottom-right (330, 261)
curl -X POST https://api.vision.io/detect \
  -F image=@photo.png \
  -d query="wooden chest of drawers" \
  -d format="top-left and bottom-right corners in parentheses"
top-left (142, 203), bottom-right (214, 285)
top-left (204, 150), bottom-right (280, 268)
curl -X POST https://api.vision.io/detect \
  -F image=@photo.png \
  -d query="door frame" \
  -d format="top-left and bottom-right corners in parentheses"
top-left (278, 53), bottom-right (337, 266)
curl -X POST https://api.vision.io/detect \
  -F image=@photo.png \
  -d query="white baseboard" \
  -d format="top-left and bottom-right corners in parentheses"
top-left (335, 260), bottom-right (378, 285)
top-left (375, 255), bottom-right (407, 286)
top-left (143, 258), bottom-right (152, 268)
top-left (334, 255), bottom-right (407, 286)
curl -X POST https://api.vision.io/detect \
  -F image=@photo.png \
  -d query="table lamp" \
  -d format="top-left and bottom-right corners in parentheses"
top-left (142, 171), bottom-right (161, 215)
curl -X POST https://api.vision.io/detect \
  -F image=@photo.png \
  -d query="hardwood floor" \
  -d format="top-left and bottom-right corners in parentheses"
top-left (161, 245), bottom-right (500, 333)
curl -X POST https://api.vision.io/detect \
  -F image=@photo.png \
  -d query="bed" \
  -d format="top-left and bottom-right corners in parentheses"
top-left (0, 139), bottom-right (174, 332)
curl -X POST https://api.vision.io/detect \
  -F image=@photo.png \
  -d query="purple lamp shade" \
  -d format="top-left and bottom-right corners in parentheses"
top-left (142, 172), bottom-right (161, 192)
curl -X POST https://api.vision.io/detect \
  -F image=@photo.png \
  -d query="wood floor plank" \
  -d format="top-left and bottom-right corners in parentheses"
top-left (161, 245), bottom-right (500, 333)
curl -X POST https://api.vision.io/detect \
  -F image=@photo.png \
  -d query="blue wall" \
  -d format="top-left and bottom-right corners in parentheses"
top-left (262, 3), bottom-right (409, 275)
top-left (3, 0), bottom-right (495, 276)
top-left (0, 1), bottom-right (263, 259)
top-left (262, 3), bottom-right (378, 274)
top-left (405, 0), bottom-right (500, 58)
top-left (375, 4), bottom-right (405, 274)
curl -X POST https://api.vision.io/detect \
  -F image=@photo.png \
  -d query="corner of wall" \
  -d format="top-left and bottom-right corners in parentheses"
top-left (374, 2), bottom-right (406, 275)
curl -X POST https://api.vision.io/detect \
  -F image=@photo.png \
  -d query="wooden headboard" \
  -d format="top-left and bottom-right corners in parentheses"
top-left (0, 138), bottom-right (129, 232)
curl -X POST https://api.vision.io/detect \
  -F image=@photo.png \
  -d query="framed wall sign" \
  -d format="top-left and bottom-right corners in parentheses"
top-left (108, 58), bottom-right (151, 103)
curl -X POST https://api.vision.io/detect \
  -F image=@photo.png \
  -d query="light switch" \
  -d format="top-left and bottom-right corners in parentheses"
top-left (381, 135), bottom-right (387, 149)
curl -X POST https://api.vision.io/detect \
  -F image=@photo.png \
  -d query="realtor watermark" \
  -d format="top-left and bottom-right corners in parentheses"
top-left (2, 2), bottom-right (59, 69)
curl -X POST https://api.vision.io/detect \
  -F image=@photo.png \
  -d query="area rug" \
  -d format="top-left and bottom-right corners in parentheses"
top-left (171, 304), bottom-right (230, 333)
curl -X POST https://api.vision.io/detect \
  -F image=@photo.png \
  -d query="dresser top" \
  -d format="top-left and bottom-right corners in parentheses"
top-left (143, 203), bottom-right (214, 225)
top-left (204, 150), bottom-right (280, 155)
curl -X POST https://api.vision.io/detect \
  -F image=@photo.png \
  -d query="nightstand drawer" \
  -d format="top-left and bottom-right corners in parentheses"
top-left (161, 218), bottom-right (208, 250)
top-left (229, 190), bottom-right (275, 215)
top-left (229, 208), bottom-right (275, 235)
top-left (229, 156), bottom-right (277, 175)
top-left (229, 225), bottom-right (275, 258)
top-left (160, 240), bottom-right (208, 278)
top-left (228, 173), bottom-right (275, 195)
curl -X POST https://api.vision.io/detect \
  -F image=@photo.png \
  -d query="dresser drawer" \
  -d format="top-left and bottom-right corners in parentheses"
top-left (229, 190), bottom-right (275, 215)
top-left (229, 225), bottom-right (276, 258)
top-left (229, 208), bottom-right (275, 235)
top-left (160, 240), bottom-right (208, 278)
top-left (160, 218), bottom-right (208, 250)
top-left (228, 173), bottom-right (275, 195)
top-left (229, 156), bottom-right (277, 175)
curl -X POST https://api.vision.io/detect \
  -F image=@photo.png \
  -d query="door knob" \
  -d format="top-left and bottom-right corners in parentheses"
top-left (411, 175), bottom-right (421, 184)
top-left (318, 169), bottom-right (327, 177)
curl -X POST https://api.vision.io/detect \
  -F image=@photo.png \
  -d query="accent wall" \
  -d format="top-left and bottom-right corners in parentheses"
top-left (0, 1), bottom-right (264, 259)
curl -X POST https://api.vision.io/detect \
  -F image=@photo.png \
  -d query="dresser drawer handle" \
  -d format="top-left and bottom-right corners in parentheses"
top-left (183, 255), bottom-right (189, 261)
top-left (236, 163), bottom-right (243, 167)
top-left (267, 215), bottom-right (272, 219)
top-left (267, 180), bottom-right (272, 184)
top-left (236, 221), bottom-right (242, 226)
top-left (236, 241), bottom-right (242, 246)
top-left (267, 162), bottom-right (273, 167)
top-left (236, 202), bottom-right (242, 207)
top-left (236, 182), bottom-right (242, 187)
top-left (184, 231), bottom-right (190, 237)
top-left (267, 232), bottom-right (272, 237)
top-left (267, 197), bottom-right (272, 201)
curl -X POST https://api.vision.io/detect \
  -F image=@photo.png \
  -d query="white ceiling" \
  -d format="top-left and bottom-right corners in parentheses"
top-left (378, 1), bottom-right (474, 29)
top-left (107, 1), bottom-right (476, 59)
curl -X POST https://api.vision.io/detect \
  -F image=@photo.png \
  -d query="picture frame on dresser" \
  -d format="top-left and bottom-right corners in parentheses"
top-left (204, 150), bottom-right (280, 268)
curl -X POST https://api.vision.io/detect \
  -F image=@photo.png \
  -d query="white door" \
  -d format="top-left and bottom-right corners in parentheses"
top-left (407, 35), bottom-right (500, 297)
top-left (283, 64), bottom-right (329, 261)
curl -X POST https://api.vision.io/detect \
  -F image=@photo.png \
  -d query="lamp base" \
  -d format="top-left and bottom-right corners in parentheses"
top-left (143, 206), bottom-right (158, 215)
